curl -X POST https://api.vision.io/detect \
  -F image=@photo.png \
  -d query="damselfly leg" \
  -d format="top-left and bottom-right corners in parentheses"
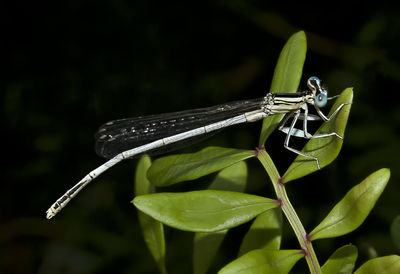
top-left (279, 95), bottom-right (351, 169)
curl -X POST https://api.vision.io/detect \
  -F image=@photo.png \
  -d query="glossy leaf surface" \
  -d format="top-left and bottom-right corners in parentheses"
top-left (309, 168), bottom-right (390, 240)
top-left (133, 190), bottom-right (277, 232)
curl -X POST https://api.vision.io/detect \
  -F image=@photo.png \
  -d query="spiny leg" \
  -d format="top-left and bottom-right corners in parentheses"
top-left (281, 101), bottom-right (351, 140)
top-left (283, 110), bottom-right (321, 169)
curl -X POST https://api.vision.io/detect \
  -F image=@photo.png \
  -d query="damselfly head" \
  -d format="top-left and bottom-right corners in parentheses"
top-left (307, 76), bottom-right (322, 92)
top-left (307, 76), bottom-right (328, 108)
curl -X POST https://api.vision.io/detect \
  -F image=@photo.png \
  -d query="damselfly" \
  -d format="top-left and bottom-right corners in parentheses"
top-left (46, 76), bottom-right (349, 219)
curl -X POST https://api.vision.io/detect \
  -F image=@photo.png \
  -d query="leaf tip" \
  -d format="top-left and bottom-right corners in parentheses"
top-left (379, 167), bottom-right (391, 177)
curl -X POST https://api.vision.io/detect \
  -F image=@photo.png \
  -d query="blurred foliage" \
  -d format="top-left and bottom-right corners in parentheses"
top-left (2, 1), bottom-right (399, 273)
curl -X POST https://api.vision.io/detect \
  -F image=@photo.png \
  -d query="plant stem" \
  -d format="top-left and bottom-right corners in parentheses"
top-left (256, 148), bottom-right (321, 274)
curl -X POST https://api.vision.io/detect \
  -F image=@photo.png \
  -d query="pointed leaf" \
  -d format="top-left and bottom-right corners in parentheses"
top-left (193, 162), bottom-right (248, 274)
top-left (354, 255), bottom-right (400, 274)
top-left (391, 215), bottom-right (400, 250)
top-left (147, 146), bottom-right (254, 187)
top-left (133, 190), bottom-right (278, 232)
top-left (259, 31), bottom-right (306, 145)
top-left (283, 88), bottom-right (353, 182)
top-left (321, 245), bottom-right (358, 274)
top-left (309, 168), bottom-right (390, 240)
top-left (219, 249), bottom-right (303, 274)
top-left (239, 208), bottom-right (282, 256)
top-left (134, 155), bottom-right (167, 274)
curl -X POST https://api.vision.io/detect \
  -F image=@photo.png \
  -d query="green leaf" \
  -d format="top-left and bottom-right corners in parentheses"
top-left (135, 155), bottom-right (155, 196)
top-left (147, 146), bottom-right (254, 187)
top-left (309, 168), bottom-right (390, 240)
top-left (193, 162), bottom-right (248, 274)
top-left (194, 230), bottom-right (227, 274)
top-left (283, 88), bottom-right (353, 182)
top-left (218, 249), bottom-right (303, 274)
top-left (208, 161), bottom-right (248, 192)
top-left (134, 155), bottom-right (167, 274)
top-left (133, 190), bottom-right (278, 232)
top-left (354, 255), bottom-right (400, 274)
top-left (239, 208), bottom-right (282, 256)
top-left (259, 31), bottom-right (306, 145)
top-left (321, 245), bottom-right (358, 274)
top-left (391, 215), bottom-right (400, 250)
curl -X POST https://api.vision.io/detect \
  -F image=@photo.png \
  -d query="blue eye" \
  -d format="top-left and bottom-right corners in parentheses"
top-left (315, 93), bottom-right (327, 107)
top-left (307, 76), bottom-right (321, 90)
top-left (308, 76), bottom-right (320, 84)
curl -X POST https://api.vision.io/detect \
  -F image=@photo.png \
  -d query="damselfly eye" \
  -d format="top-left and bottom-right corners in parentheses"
top-left (315, 93), bottom-right (327, 107)
top-left (307, 76), bottom-right (321, 91)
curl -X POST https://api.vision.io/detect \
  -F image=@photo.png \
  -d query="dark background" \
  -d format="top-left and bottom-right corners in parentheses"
top-left (2, 1), bottom-right (399, 273)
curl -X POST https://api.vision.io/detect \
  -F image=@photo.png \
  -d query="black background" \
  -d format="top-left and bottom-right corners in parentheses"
top-left (2, 1), bottom-right (400, 273)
